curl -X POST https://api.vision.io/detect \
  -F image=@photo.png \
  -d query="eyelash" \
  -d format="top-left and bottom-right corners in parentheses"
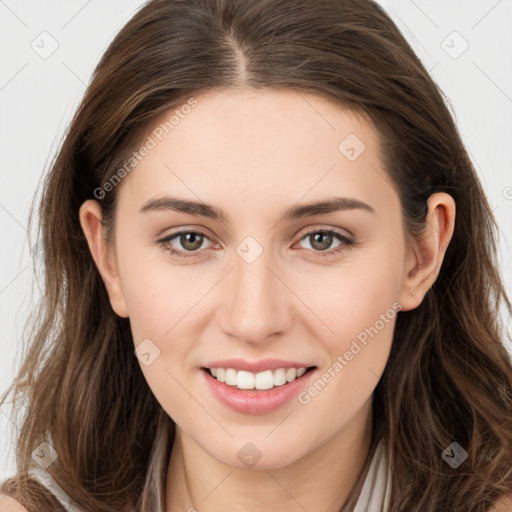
top-left (157, 228), bottom-right (356, 260)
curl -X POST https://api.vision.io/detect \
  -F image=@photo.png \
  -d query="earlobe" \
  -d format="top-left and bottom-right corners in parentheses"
top-left (398, 192), bottom-right (456, 311)
top-left (78, 200), bottom-right (129, 318)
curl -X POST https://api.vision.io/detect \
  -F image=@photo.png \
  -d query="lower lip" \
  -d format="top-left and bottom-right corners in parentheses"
top-left (202, 368), bottom-right (316, 415)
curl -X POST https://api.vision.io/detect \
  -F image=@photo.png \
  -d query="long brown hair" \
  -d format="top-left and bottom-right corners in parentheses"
top-left (1, 0), bottom-right (511, 510)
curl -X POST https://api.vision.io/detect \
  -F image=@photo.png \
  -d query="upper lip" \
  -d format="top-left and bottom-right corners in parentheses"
top-left (202, 358), bottom-right (315, 373)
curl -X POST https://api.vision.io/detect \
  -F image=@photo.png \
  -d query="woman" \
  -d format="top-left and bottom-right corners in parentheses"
top-left (1, 0), bottom-right (511, 510)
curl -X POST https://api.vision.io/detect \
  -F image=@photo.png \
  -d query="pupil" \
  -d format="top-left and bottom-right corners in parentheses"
top-left (182, 233), bottom-right (202, 250)
top-left (313, 233), bottom-right (331, 250)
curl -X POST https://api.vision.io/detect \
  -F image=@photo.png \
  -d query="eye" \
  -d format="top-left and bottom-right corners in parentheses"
top-left (295, 228), bottom-right (356, 258)
top-left (157, 230), bottom-right (215, 259)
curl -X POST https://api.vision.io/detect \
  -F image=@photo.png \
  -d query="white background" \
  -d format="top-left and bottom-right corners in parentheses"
top-left (1, 0), bottom-right (511, 481)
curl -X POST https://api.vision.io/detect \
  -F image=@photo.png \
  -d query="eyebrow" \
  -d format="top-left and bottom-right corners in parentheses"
top-left (139, 195), bottom-right (376, 222)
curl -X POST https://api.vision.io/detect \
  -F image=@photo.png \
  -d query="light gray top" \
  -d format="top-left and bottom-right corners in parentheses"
top-left (351, 438), bottom-right (391, 512)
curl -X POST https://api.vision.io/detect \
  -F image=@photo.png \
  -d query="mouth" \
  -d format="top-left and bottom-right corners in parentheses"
top-left (201, 365), bottom-right (317, 392)
top-left (201, 363), bottom-right (318, 415)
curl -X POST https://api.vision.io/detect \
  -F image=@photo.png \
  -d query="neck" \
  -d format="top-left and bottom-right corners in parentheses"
top-left (165, 399), bottom-right (374, 512)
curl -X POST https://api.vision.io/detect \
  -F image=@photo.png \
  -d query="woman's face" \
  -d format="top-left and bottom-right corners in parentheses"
top-left (82, 88), bottom-right (433, 469)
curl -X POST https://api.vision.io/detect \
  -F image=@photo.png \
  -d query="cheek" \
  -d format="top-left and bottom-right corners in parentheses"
top-left (117, 250), bottom-right (208, 419)
top-left (117, 243), bottom-right (205, 341)
top-left (302, 255), bottom-right (402, 332)
top-left (291, 268), bottom-right (399, 421)
top-left (291, 242), bottom-right (404, 380)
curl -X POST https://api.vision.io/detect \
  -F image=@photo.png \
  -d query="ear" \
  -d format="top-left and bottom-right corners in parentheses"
top-left (79, 199), bottom-right (129, 318)
top-left (398, 192), bottom-right (456, 311)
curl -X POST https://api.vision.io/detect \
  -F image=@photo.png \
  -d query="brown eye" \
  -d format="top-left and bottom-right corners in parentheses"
top-left (296, 229), bottom-right (356, 258)
top-left (309, 232), bottom-right (334, 251)
top-left (158, 230), bottom-right (213, 259)
top-left (179, 232), bottom-right (204, 251)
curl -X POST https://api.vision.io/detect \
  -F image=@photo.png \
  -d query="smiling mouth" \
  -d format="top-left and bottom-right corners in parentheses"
top-left (202, 366), bottom-right (316, 391)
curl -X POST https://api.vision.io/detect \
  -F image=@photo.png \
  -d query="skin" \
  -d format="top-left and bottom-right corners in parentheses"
top-left (78, 88), bottom-right (456, 512)
top-left (0, 496), bottom-right (30, 512)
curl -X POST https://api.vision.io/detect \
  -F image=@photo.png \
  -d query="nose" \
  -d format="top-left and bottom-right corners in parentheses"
top-left (218, 245), bottom-right (293, 346)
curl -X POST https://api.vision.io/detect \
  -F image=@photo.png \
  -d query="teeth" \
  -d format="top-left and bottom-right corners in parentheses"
top-left (225, 368), bottom-right (237, 386)
top-left (286, 368), bottom-right (296, 382)
top-left (255, 370), bottom-right (274, 390)
top-left (237, 370), bottom-right (255, 389)
top-left (208, 366), bottom-right (310, 390)
top-left (274, 368), bottom-right (287, 386)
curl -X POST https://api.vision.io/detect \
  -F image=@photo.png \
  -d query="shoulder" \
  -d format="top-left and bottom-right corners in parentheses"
top-left (0, 495), bottom-right (29, 512)
top-left (490, 493), bottom-right (512, 511)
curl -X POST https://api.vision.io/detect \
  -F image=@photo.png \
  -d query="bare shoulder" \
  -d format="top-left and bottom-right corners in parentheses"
top-left (490, 493), bottom-right (512, 511)
top-left (0, 495), bottom-right (29, 512)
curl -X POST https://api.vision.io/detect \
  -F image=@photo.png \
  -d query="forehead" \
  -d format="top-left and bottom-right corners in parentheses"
top-left (117, 87), bottom-right (395, 219)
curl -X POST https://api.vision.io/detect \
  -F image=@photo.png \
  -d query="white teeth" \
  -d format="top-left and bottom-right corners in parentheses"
top-left (296, 367), bottom-right (306, 377)
top-left (273, 368), bottom-right (287, 386)
top-left (208, 366), bottom-right (310, 390)
top-left (225, 368), bottom-right (237, 386)
top-left (286, 368), bottom-right (296, 382)
top-left (237, 370), bottom-right (255, 389)
top-left (255, 370), bottom-right (274, 390)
